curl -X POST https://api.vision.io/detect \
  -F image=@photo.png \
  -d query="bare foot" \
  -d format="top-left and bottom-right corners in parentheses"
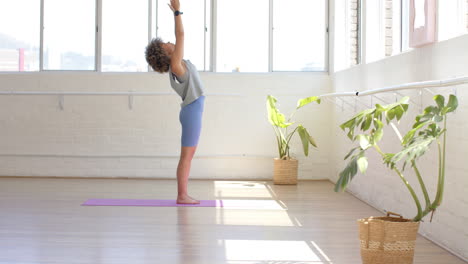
top-left (177, 194), bottom-right (200, 204)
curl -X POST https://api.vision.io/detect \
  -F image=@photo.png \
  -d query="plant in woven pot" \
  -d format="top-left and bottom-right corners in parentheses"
top-left (334, 94), bottom-right (458, 264)
top-left (266, 95), bottom-right (321, 185)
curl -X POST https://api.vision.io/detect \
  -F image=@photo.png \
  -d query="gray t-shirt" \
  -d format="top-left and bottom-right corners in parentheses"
top-left (169, 60), bottom-right (205, 108)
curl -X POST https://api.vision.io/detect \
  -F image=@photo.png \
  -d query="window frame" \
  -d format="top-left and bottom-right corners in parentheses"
top-left (39, 0), bottom-right (97, 71)
top-left (332, 0), bottom-right (362, 73)
top-left (210, 0), bottom-right (329, 73)
top-left (2, 0), bottom-right (329, 73)
top-left (269, 0), bottom-right (329, 72)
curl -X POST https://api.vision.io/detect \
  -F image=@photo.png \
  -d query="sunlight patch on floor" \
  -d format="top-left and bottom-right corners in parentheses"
top-left (214, 181), bottom-right (274, 199)
top-left (216, 210), bottom-right (299, 226)
top-left (223, 240), bottom-right (331, 263)
top-left (216, 199), bottom-right (285, 210)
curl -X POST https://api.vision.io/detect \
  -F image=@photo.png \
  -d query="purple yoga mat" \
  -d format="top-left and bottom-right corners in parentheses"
top-left (81, 199), bottom-right (283, 209)
top-left (82, 199), bottom-right (219, 207)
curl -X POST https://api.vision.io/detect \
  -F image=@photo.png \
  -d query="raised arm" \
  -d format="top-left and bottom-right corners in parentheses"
top-left (168, 0), bottom-right (185, 77)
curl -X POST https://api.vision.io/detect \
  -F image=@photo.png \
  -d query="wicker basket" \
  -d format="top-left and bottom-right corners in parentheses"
top-left (358, 212), bottom-right (420, 264)
top-left (273, 158), bottom-right (298, 185)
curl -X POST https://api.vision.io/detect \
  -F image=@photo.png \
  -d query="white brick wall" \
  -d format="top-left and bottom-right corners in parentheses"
top-left (385, 0), bottom-right (393, 56)
top-left (331, 34), bottom-right (468, 260)
top-left (0, 73), bottom-right (332, 180)
top-left (350, 0), bottom-right (359, 65)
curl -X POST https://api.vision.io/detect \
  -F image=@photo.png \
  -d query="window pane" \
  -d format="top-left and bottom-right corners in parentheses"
top-left (273, 0), bottom-right (326, 71)
top-left (43, 0), bottom-right (95, 70)
top-left (365, 0), bottom-right (385, 63)
top-left (334, 0), bottom-right (357, 72)
top-left (102, 0), bottom-right (147, 72)
top-left (205, 0), bottom-right (211, 71)
top-left (157, 0), bottom-right (208, 71)
top-left (0, 0), bottom-right (40, 72)
top-left (217, 0), bottom-right (269, 72)
top-left (438, 0), bottom-right (467, 42)
top-left (401, 0), bottom-right (411, 52)
top-left (151, 0), bottom-right (157, 40)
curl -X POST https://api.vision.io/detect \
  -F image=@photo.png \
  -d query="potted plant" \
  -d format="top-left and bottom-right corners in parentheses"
top-left (266, 95), bottom-right (321, 184)
top-left (335, 94), bottom-right (458, 264)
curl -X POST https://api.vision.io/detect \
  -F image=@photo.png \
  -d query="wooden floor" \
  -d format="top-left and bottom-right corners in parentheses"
top-left (0, 178), bottom-right (465, 264)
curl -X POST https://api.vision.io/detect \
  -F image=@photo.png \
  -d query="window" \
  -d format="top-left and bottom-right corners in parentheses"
top-left (216, 0), bottom-right (269, 72)
top-left (365, 0), bottom-right (385, 63)
top-left (401, 0), bottom-right (410, 51)
top-left (438, 0), bottom-right (467, 42)
top-left (333, 0), bottom-right (361, 72)
top-left (102, 0), bottom-right (148, 72)
top-left (43, 0), bottom-right (95, 70)
top-left (157, 0), bottom-right (210, 71)
top-left (273, 0), bottom-right (326, 71)
top-left (0, 0), bottom-right (40, 71)
top-left (0, 0), bottom-right (328, 73)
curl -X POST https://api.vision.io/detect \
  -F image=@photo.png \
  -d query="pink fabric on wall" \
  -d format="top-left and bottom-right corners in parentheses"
top-left (409, 0), bottom-right (437, 47)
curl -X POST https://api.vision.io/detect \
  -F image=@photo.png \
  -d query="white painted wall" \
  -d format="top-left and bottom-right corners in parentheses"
top-left (330, 34), bottom-right (468, 260)
top-left (0, 72), bottom-right (332, 180)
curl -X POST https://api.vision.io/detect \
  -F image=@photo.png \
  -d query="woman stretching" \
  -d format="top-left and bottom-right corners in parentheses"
top-left (145, 0), bottom-right (205, 204)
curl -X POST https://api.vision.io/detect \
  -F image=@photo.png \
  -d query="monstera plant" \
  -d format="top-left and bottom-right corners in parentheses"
top-left (334, 94), bottom-right (458, 264)
top-left (266, 95), bottom-right (321, 184)
top-left (335, 94), bottom-right (458, 221)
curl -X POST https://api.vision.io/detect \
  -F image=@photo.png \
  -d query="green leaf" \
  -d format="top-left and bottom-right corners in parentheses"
top-left (266, 95), bottom-right (279, 126)
top-left (434, 95), bottom-right (445, 109)
top-left (358, 135), bottom-right (371, 150)
top-left (387, 109), bottom-right (396, 122)
top-left (441, 107), bottom-right (450, 115)
top-left (433, 115), bottom-right (443, 122)
top-left (340, 118), bottom-right (355, 131)
top-left (309, 135), bottom-right (318, 148)
top-left (361, 114), bottom-right (373, 131)
top-left (266, 95), bottom-right (293, 128)
top-left (344, 147), bottom-right (358, 160)
top-left (428, 123), bottom-right (438, 135)
top-left (402, 121), bottom-right (428, 145)
top-left (373, 118), bottom-right (383, 130)
top-left (373, 128), bottom-right (384, 143)
top-left (394, 106), bottom-right (405, 121)
top-left (374, 104), bottom-right (384, 120)
top-left (399, 96), bottom-right (410, 104)
top-left (372, 119), bottom-right (384, 142)
top-left (280, 135), bottom-right (288, 157)
top-left (357, 154), bottom-right (368, 174)
top-left (297, 125), bottom-right (310, 156)
top-left (390, 136), bottom-right (436, 168)
top-left (445, 94), bottom-right (458, 113)
top-left (383, 153), bottom-right (396, 168)
top-left (334, 155), bottom-right (359, 192)
top-left (297, 96), bottom-right (321, 109)
top-left (347, 130), bottom-right (355, 141)
top-left (424, 105), bottom-right (437, 115)
top-left (384, 102), bottom-right (408, 123)
top-left (412, 120), bottom-right (428, 129)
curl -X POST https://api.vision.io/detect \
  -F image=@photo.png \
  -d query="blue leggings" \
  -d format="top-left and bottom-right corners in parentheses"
top-left (179, 96), bottom-right (205, 147)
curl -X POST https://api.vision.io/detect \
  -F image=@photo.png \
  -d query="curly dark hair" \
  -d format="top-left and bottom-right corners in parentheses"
top-left (145, 38), bottom-right (170, 73)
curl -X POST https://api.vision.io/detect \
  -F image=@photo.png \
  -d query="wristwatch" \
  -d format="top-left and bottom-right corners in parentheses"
top-left (174, 10), bottom-right (183, 16)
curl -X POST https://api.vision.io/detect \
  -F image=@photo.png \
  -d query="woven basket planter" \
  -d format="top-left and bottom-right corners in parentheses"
top-left (358, 212), bottom-right (420, 264)
top-left (273, 158), bottom-right (298, 185)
